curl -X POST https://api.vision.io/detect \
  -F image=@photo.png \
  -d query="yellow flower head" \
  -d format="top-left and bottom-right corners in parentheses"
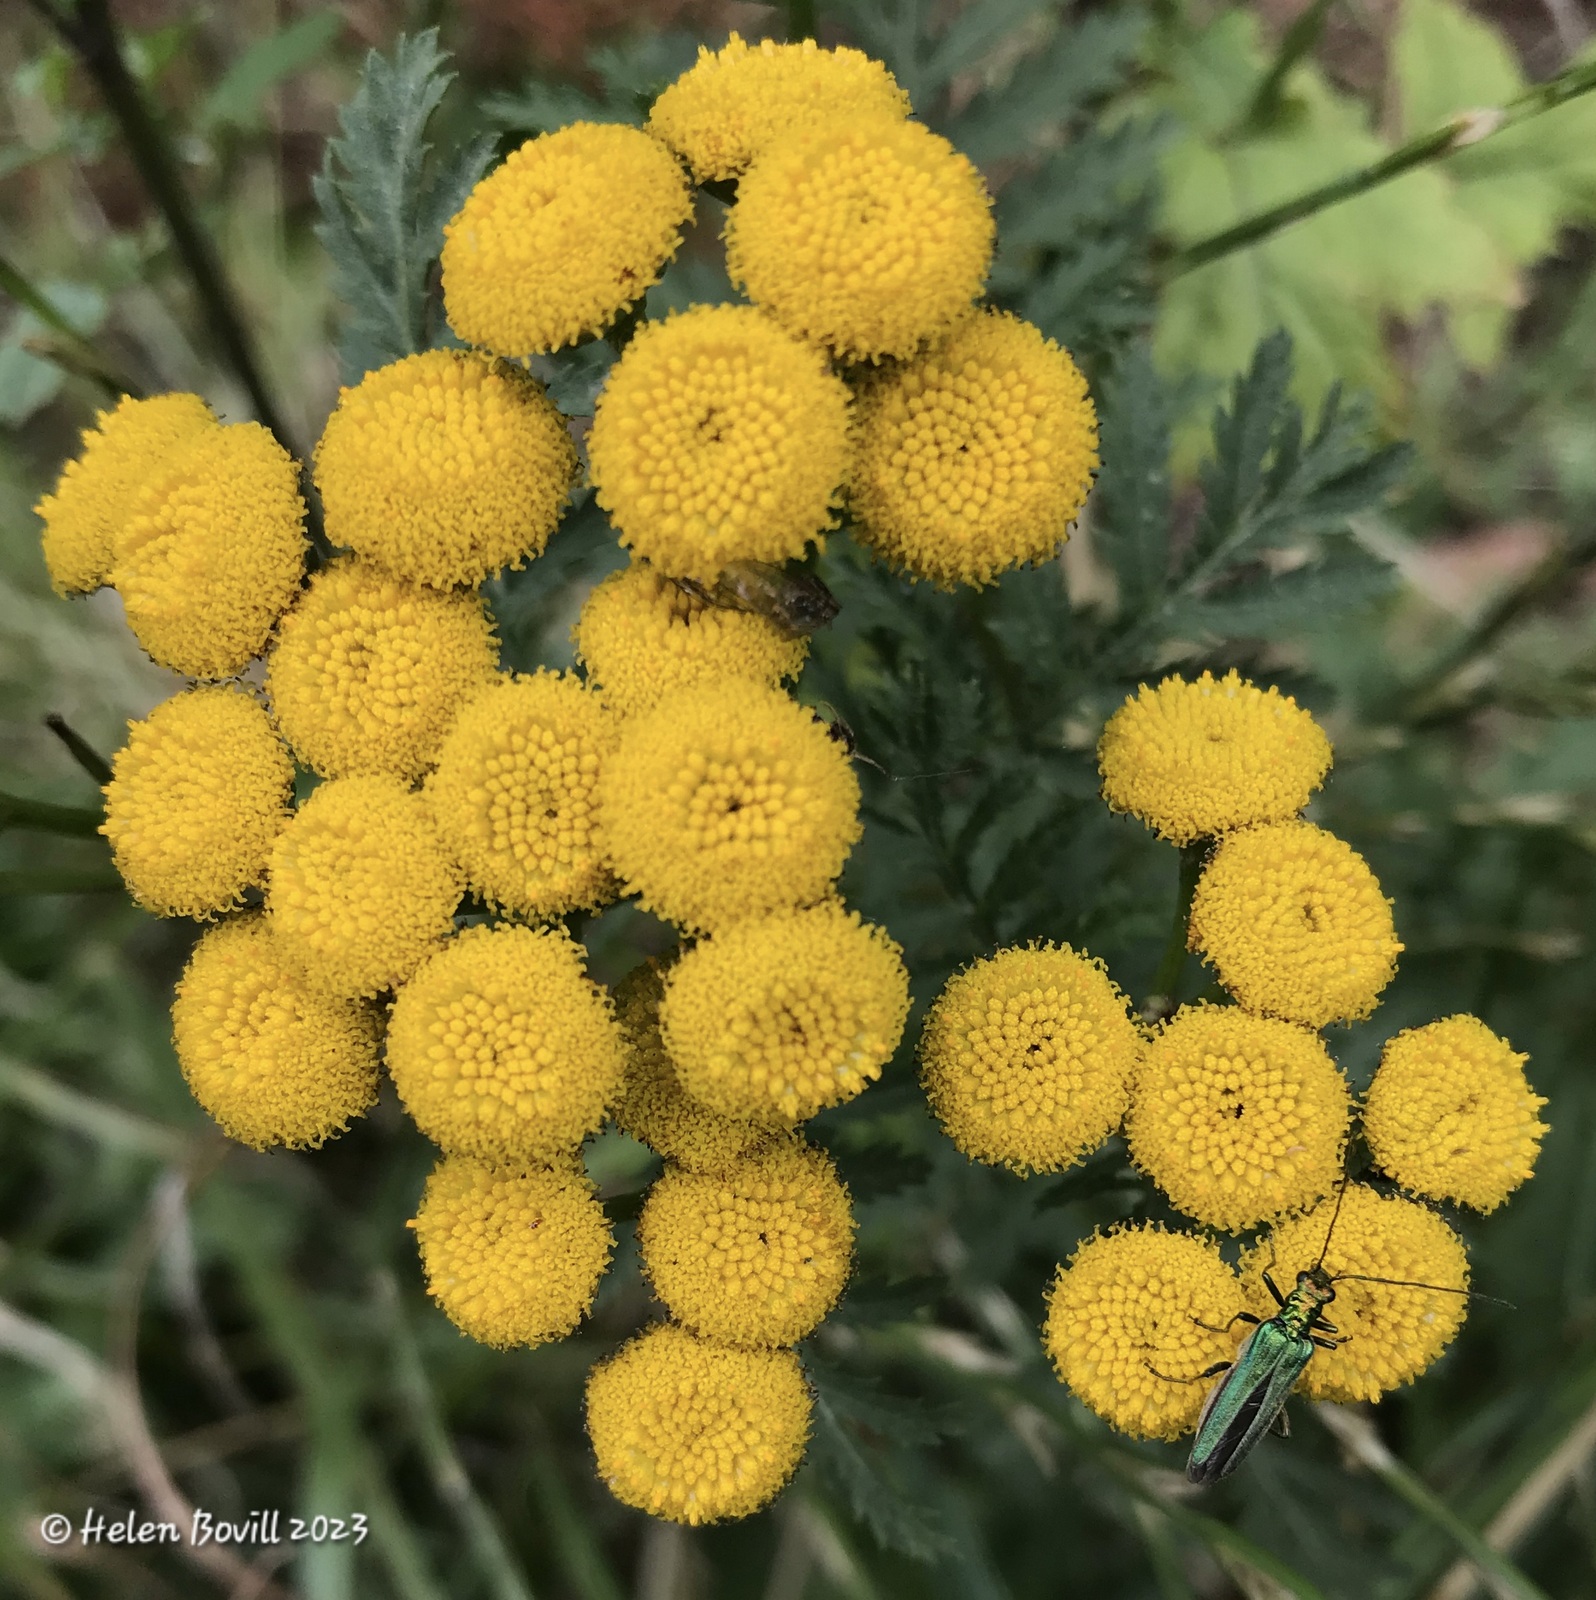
top-left (639, 1138), bottom-right (855, 1347)
top-left (1098, 672), bottom-right (1333, 844)
top-left (314, 350), bottom-right (578, 588)
top-left (573, 561), bottom-right (808, 718)
top-left (425, 670), bottom-right (617, 918)
top-left (36, 392), bottom-right (216, 595)
top-left (1188, 821), bottom-right (1401, 1027)
top-left (1126, 1004), bottom-right (1351, 1232)
top-left (850, 311), bottom-right (1098, 589)
top-left (647, 33), bottom-right (911, 182)
top-left (919, 943), bottom-right (1140, 1174)
top-left (598, 678), bottom-right (861, 932)
top-left (265, 557), bottom-right (498, 781)
top-left (1044, 1225), bottom-right (1245, 1441)
top-left (1363, 1016), bottom-right (1547, 1213)
top-left (172, 915), bottom-right (379, 1149)
top-left (102, 686), bottom-right (293, 919)
top-left (410, 1155), bottom-right (613, 1349)
top-left (585, 1323), bottom-right (810, 1524)
top-left (725, 116), bottom-right (994, 362)
top-left (267, 775), bottom-right (461, 999)
top-left (112, 422), bottom-right (307, 678)
top-left (1242, 1184), bottom-right (1468, 1402)
top-left (588, 304), bottom-right (852, 578)
top-left (661, 901), bottom-right (909, 1121)
top-left (387, 923), bottom-right (625, 1164)
top-left (443, 122), bottom-right (692, 356)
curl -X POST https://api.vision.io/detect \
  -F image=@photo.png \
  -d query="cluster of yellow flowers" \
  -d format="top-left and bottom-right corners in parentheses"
top-left (921, 670), bottom-right (1547, 1442)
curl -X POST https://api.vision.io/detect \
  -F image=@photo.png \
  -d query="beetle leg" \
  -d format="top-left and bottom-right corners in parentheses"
top-left (1269, 1406), bottom-right (1292, 1439)
top-left (1261, 1270), bottom-right (1288, 1309)
top-left (1145, 1359), bottom-right (1232, 1384)
top-left (1193, 1311), bottom-right (1262, 1334)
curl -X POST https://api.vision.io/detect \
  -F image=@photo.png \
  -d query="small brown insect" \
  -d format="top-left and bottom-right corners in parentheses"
top-left (674, 560), bottom-right (840, 638)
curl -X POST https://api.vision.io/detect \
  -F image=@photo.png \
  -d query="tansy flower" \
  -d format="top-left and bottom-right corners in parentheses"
top-left (573, 561), bottom-right (807, 718)
top-left (1363, 1015), bottom-right (1547, 1213)
top-left (919, 943), bottom-right (1141, 1174)
top-left (1242, 1184), bottom-right (1468, 1403)
top-left (387, 923), bottom-right (624, 1164)
top-left (598, 678), bottom-right (860, 932)
top-left (1098, 672), bottom-right (1333, 844)
top-left (172, 915), bottom-right (379, 1149)
top-left (425, 671), bottom-right (617, 918)
top-left (587, 304), bottom-right (852, 578)
top-left (267, 776), bottom-right (461, 999)
top-left (1126, 1004), bottom-right (1350, 1232)
top-left (1044, 1226), bottom-right (1245, 1441)
top-left (725, 116), bottom-right (994, 363)
top-left (639, 1139), bottom-right (854, 1347)
top-left (314, 350), bottom-right (578, 588)
top-left (661, 902), bottom-right (909, 1121)
top-left (850, 311), bottom-right (1099, 589)
top-left (36, 392), bottom-right (216, 595)
top-left (1188, 821), bottom-right (1401, 1027)
top-left (585, 1323), bottom-right (810, 1524)
top-left (101, 686), bottom-right (292, 918)
top-left (647, 33), bottom-right (911, 182)
top-left (265, 557), bottom-right (498, 781)
top-left (409, 1156), bottom-right (613, 1348)
top-left (442, 122), bottom-right (692, 355)
top-left (112, 422), bottom-right (307, 678)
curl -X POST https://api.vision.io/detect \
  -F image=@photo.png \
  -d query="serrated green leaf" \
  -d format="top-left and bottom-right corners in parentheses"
top-left (1091, 342), bottom-right (1174, 611)
top-left (1166, 541), bottom-right (1398, 639)
top-left (922, 0), bottom-right (1050, 92)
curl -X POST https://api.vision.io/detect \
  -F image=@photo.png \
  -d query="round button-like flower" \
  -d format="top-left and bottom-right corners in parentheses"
top-left (639, 1139), bottom-right (854, 1347)
top-left (425, 670), bottom-right (617, 918)
top-left (850, 311), bottom-right (1099, 589)
top-left (1098, 671), bottom-right (1333, 845)
top-left (442, 122), bottom-right (692, 356)
top-left (661, 902), bottom-right (909, 1121)
top-left (726, 116), bottom-right (994, 362)
top-left (1126, 1004), bottom-right (1350, 1232)
top-left (173, 915), bottom-right (379, 1149)
top-left (1241, 1184), bottom-right (1469, 1402)
top-left (1363, 1016), bottom-right (1547, 1212)
top-left (598, 678), bottom-right (861, 932)
top-left (1044, 1225), bottom-right (1245, 1441)
top-left (920, 944), bottom-right (1141, 1174)
top-left (314, 350), bottom-right (578, 588)
top-left (267, 776), bottom-right (461, 999)
top-left (387, 923), bottom-right (624, 1164)
top-left (102, 686), bottom-right (293, 918)
top-left (1188, 821), bottom-right (1401, 1027)
top-left (647, 33), bottom-right (911, 182)
top-left (585, 1324), bottom-right (811, 1524)
top-left (265, 557), bottom-right (498, 781)
top-left (36, 392), bottom-right (216, 595)
top-left (573, 561), bottom-right (807, 718)
top-left (410, 1156), bottom-right (613, 1349)
top-left (588, 304), bottom-right (852, 578)
top-left (111, 422), bottom-right (307, 678)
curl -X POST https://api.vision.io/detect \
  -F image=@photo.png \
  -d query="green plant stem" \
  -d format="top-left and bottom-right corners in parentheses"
top-left (522, 1416), bottom-right (625, 1600)
top-left (44, 715), bottom-right (113, 786)
top-left (1146, 841), bottom-right (1206, 1012)
top-left (0, 1055), bottom-right (192, 1162)
top-left (0, 252), bottom-right (140, 401)
top-left (0, 788), bottom-right (103, 837)
top-left (1239, 0), bottom-right (1336, 134)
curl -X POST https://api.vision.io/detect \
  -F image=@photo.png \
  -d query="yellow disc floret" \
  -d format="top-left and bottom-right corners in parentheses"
top-left (585, 1323), bottom-right (810, 1524)
top-left (1363, 1016), bottom-right (1547, 1213)
top-left (314, 350), bottom-right (579, 588)
top-left (661, 902), bottom-right (909, 1121)
top-left (919, 944), bottom-right (1141, 1174)
top-left (102, 686), bottom-right (293, 919)
top-left (726, 116), bottom-right (994, 362)
top-left (850, 311), bottom-right (1099, 589)
top-left (387, 923), bottom-right (625, 1163)
top-left (639, 1139), bottom-right (855, 1347)
top-left (111, 421), bottom-right (307, 678)
top-left (1188, 821), bottom-right (1401, 1027)
top-left (1044, 1225), bottom-right (1245, 1441)
top-left (442, 122), bottom-right (692, 356)
top-left (266, 557), bottom-right (498, 781)
top-left (1126, 1004), bottom-right (1350, 1232)
top-left (410, 1156), bottom-right (613, 1348)
top-left (172, 915), bottom-right (379, 1149)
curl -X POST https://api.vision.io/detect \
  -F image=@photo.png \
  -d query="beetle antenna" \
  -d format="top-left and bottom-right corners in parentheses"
top-left (1329, 1273), bottom-right (1515, 1308)
top-left (1312, 1177), bottom-right (1350, 1272)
